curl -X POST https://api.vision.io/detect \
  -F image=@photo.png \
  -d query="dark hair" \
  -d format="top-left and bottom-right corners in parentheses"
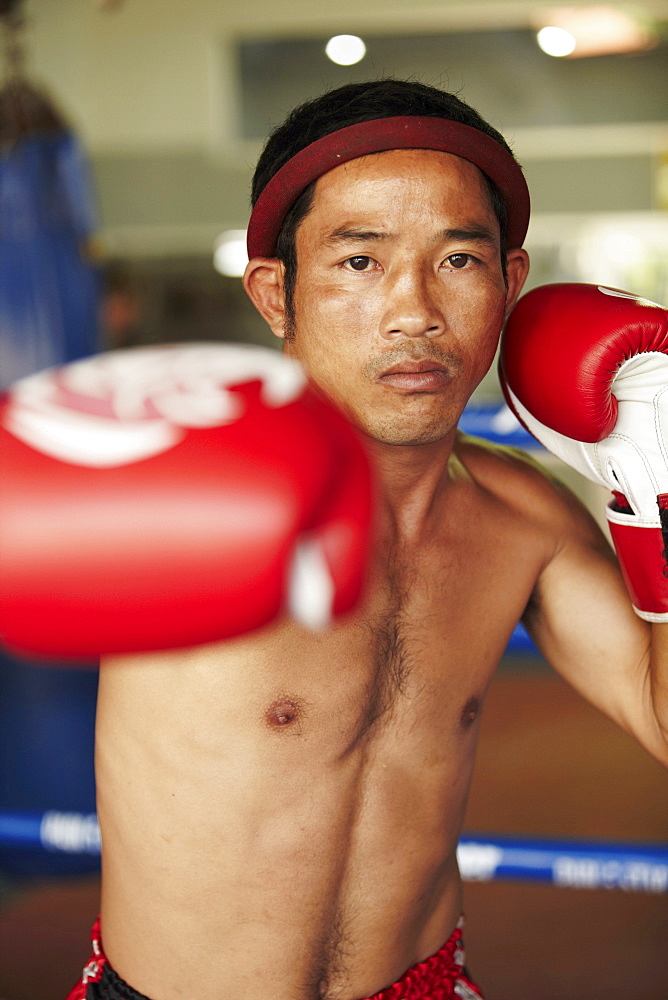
top-left (0, 80), bottom-right (70, 147)
top-left (251, 79), bottom-right (516, 331)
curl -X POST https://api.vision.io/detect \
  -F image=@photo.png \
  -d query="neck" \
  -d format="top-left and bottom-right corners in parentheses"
top-left (365, 429), bottom-right (458, 542)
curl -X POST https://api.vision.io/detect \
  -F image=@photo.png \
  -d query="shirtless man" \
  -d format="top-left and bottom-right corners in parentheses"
top-left (22, 79), bottom-right (668, 998)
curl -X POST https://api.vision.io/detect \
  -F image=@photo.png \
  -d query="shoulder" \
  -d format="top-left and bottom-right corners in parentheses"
top-left (453, 431), bottom-right (605, 549)
top-left (454, 429), bottom-right (560, 502)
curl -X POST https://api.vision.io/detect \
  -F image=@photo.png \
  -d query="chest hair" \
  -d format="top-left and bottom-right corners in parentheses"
top-left (353, 544), bottom-right (422, 742)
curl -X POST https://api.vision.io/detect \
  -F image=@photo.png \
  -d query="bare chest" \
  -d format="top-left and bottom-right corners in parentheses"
top-left (241, 522), bottom-right (537, 763)
top-left (101, 487), bottom-right (543, 774)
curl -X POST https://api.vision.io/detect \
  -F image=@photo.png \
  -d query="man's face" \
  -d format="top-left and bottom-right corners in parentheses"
top-left (258, 148), bottom-right (528, 447)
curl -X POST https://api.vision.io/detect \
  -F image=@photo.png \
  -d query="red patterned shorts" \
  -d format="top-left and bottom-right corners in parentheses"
top-left (66, 916), bottom-right (484, 999)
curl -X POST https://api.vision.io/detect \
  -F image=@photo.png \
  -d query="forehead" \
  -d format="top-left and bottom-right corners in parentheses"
top-left (306, 148), bottom-right (494, 226)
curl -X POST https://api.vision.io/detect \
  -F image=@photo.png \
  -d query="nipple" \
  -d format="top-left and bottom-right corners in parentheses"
top-left (265, 697), bottom-right (302, 730)
top-left (460, 696), bottom-right (480, 729)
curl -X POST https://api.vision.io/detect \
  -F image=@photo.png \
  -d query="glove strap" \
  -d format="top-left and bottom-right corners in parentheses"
top-left (607, 493), bottom-right (668, 622)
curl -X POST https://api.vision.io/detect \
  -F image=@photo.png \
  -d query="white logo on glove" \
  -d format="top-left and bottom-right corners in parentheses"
top-left (598, 286), bottom-right (662, 309)
top-left (3, 344), bottom-right (306, 467)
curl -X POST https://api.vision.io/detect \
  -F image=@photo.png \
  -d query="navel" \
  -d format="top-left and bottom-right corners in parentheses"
top-left (460, 696), bottom-right (481, 729)
top-left (264, 697), bottom-right (303, 731)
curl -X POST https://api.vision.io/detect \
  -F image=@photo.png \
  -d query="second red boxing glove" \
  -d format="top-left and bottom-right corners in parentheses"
top-left (499, 282), bottom-right (668, 622)
top-left (0, 343), bottom-right (374, 660)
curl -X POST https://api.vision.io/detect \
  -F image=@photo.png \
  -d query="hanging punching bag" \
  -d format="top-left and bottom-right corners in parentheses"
top-left (0, 4), bottom-right (100, 876)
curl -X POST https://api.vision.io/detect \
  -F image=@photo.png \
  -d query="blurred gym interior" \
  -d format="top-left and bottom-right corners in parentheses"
top-left (1, 2), bottom-right (667, 997)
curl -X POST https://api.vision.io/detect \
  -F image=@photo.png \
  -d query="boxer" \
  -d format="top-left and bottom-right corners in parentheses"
top-left (5, 79), bottom-right (666, 1000)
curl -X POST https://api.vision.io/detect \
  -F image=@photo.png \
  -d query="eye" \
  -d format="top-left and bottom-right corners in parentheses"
top-left (445, 253), bottom-right (473, 269)
top-left (344, 256), bottom-right (375, 271)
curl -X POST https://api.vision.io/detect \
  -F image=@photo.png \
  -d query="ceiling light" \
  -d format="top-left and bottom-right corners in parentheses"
top-left (537, 26), bottom-right (577, 56)
top-left (532, 6), bottom-right (657, 58)
top-left (213, 231), bottom-right (248, 278)
top-left (325, 35), bottom-right (366, 66)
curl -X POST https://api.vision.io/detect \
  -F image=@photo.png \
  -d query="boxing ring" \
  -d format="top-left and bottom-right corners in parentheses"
top-left (1, 403), bottom-right (665, 891)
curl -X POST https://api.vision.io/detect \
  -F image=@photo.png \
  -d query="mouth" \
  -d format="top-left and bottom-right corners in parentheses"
top-left (376, 360), bottom-right (452, 393)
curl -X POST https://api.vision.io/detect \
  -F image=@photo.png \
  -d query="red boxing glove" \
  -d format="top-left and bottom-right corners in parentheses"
top-left (0, 344), bottom-right (373, 659)
top-left (499, 282), bottom-right (668, 623)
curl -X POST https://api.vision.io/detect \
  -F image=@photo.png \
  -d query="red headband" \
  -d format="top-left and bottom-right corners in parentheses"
top-left (247, 116), bottom-right (530, 258)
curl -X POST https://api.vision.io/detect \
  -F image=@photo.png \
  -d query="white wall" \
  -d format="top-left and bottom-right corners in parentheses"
top-left (29, 0), bottom-right (666, 154)
top-left (20, 0), bottom-right (668, 288)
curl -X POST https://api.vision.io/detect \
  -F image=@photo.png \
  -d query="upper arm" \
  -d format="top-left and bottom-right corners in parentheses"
top-left (521, 474), bottom-right (665, 760)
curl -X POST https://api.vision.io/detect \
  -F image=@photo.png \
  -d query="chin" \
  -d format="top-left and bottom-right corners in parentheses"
top-left (363, 416), bottom-right (456, 447)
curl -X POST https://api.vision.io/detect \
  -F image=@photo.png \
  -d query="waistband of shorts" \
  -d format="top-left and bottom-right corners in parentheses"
top-left (67, 915), bottom-right (482, 1000)
top-left (362, 917), bottom-right (469, 999)
top-left (64, 917), bottom-right (106, 1000)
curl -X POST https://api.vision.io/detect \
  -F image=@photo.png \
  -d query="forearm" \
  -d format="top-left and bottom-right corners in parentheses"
top-left (649, 622), bottom-right (668, 754)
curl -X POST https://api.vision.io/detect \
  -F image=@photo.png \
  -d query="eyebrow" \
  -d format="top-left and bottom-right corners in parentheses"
top-left (438, 226), bottom-right (499, 248)
top-left (323, 225), bottom-right (499, 249)
top-left (324, 227), bottom-right (388, 247)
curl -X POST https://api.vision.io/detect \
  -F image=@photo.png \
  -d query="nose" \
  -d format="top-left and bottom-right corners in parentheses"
top-left (379, 267), bottom-right (446, 341)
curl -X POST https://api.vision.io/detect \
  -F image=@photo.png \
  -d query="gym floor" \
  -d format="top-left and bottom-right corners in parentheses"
top-left (1, 661), bottom-right (667, 1000)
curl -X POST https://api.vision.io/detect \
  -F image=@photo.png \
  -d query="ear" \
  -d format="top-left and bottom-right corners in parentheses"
top-left (504, 249), bottom-right (530, 317)
top-left (243, 258), bottom-right (288, 340)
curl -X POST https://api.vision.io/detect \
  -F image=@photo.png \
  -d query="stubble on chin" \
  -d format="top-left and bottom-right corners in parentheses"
top-left (355, 400), bottom-right (461, 447)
